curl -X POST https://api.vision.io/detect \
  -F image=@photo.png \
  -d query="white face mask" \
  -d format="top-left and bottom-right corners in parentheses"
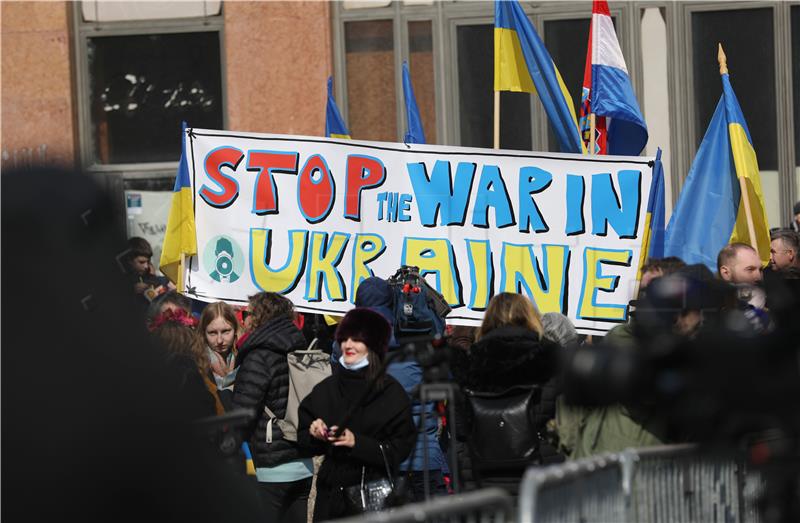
top-left (339, 354), bottom-right (369, 370)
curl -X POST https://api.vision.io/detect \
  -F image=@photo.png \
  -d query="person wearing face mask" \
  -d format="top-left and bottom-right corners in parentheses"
top-left (298, 308), bottom-right (416, 520)
top-left (198, 301), bottom-right (239, 410)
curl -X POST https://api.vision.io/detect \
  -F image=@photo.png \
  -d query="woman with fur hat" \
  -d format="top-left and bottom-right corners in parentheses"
top-left (298, 308), bottom-right (416, 520)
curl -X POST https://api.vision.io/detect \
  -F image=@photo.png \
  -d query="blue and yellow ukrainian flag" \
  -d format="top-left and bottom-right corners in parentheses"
top-left (638, 148), bottom-right (666, 275)
top-left (325, 77), bottom-right (351, 139)
top-left (160, 121), bottom-right (197, 284)
top-left (494, 0), bottom-right (584, 154)
top-left (664, 61), bottom-right (770, 271)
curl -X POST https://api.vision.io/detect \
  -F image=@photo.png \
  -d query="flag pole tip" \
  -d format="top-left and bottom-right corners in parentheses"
top-left (717, 43), bottom-right (728, 75)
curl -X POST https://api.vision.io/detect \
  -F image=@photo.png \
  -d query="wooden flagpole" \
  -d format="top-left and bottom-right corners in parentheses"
top-left (493, 91), bottom-right (501, 149)
top-left (589, 113), bottom-right (596, 155)
top-left (178, 253), bottom-right (186, 293)
top-left (718, 43), bottom-right (758, 249)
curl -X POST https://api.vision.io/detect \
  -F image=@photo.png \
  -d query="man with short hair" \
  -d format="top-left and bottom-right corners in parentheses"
top-left (717, 242), bottom-right (763, 285)
top-left (769, 229), bottom-right (800, 272)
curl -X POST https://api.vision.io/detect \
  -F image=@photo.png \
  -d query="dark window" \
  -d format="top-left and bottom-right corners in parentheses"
top-left (544, 17), bottom-right (591, 152)
top-left (408, 20), bottom-right (437, 144)
top-left (88, 31), bottom-right (223, 164)
top-left (345, 20), bottom-right (397, 142)
top-left (457, 24), bottom-right (532, 151)
top-left (691, 9), bottom-right (776, 170)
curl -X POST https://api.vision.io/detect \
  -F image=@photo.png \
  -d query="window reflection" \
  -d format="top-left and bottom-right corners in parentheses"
top-left (88, 32), bottom-right (223, 164)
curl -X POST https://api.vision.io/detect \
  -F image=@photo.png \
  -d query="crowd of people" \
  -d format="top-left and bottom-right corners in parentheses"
top-left (111, 208), bottom-right (800, 522)
top-left (8, 166), bottom-right (796, 523)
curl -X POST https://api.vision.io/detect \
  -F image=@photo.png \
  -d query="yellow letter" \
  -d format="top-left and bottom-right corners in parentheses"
top-left (350, 234), bottom-right (387, 302)
top-left (466, 239), bottom-right (492, 310)
top-left (402, 238), bottom-right (462, 306)
top-left (250, 228), bottom-right (308, 293)
top-left (578, 247), bottom-right (632, 321)
top-left (500, 243), bottom-right (569, 313)
top-left (305, 231), bottom-right (350, 302)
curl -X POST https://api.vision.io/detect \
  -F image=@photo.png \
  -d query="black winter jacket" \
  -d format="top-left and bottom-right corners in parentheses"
top-left (232, 316), bottom-right (307, 468)
top-left (298, 367), bottom-right (415, 520)
top-left (452, 325), bottom-right (562, 490)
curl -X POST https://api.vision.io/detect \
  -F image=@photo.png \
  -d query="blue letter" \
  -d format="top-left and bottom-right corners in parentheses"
top-left (518, 166), bottom-right (551, 233)
top-left (398, 194), bottom-right (412, 222)
top-left (591, 170), bottom-right (642, 239)
top-left (472, 165), bottom-right (515, 229)
top-left (408, 160), bottom-right (476, 227)
top-left (566, 175), bottom-right (586, 235)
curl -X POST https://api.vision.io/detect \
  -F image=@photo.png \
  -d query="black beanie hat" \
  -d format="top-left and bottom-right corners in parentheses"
top-left (335, 308), bottom-right (392, 359)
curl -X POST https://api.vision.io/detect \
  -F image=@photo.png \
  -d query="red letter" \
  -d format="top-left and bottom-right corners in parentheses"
top-left (247, 150), bottom-right (299, 215)
top-left (298, 154), bottom-right (335, 223)
top-left (199, 147), bottom-right (244, 208)
top-left (345, 154), bottom-right (386, 221)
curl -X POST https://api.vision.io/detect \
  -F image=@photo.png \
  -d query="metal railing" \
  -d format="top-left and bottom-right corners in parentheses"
top-left (332, 488), bottom-right (514, 523)
top-left (518, 444), bottom-right (765, 523)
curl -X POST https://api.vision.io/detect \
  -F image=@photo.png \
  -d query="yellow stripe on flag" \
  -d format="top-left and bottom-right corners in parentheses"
top-left (329, 133), bottom-right (351, 139)
top-left (494, 28), bottom-right (537, 93)
top-left (727, 123), bottom-right (770, 266)
top-left (160, 186), bottom-right (197, 284)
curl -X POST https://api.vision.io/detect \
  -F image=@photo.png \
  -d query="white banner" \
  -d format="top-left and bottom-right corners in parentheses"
top-left (184, 129), bottom-right (655, 334)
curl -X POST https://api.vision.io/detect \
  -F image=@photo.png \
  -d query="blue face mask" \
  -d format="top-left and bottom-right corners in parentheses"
top-left (339, 354), bottom-right (369, 371)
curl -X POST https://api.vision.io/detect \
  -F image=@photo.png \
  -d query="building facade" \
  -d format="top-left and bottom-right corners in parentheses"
top-left (3, 1), bottom-right (799, 251)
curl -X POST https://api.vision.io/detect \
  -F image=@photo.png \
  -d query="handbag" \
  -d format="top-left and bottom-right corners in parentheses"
top-left (343, 443), bottom-right (395, 513)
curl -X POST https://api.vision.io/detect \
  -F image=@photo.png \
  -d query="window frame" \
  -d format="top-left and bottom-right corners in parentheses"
top-left (331, 1), bottom-right (640, 152)
top-left (669, 1), bottom-right (797, 220)
top-left (72, 1), bottom-right (227, 178)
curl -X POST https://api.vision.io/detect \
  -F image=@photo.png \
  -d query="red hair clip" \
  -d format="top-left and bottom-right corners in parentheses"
top-left (148, 308), bottom-right (197, 331)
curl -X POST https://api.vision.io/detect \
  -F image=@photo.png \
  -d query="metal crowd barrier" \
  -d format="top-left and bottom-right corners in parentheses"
top-left (518, 444), bottom-right (765, 523)
top-left (332, 488), bottom-right (514, 523)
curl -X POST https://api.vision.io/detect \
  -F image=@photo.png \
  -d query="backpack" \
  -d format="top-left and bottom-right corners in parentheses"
top-left (463, 385), bottom-right (542, 472)
top-left (387, 266), bottom-right (450, 339)
top-left (264, 339), bottom-right (331, 443)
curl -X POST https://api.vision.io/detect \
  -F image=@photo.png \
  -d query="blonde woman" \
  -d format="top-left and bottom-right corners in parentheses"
top-left (453, 292), bottom-right (562, 492)
top-left (198, 301), bottom-right (239, 394)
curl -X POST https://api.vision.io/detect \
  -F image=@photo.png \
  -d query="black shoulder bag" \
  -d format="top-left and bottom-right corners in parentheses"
top-left (344, 442), bottom-right (395, 513)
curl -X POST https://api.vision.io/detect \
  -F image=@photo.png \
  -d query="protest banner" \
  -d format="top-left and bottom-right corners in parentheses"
top-left (183, 129), bottom-right (656, 334)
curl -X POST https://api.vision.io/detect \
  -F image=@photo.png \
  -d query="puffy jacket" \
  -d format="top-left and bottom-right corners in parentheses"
top-left (232, 315), bottom-right (307, 467)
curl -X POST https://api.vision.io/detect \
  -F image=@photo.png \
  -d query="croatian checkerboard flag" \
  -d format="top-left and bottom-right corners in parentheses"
top-left (585, 0), bottom-right (647, 156)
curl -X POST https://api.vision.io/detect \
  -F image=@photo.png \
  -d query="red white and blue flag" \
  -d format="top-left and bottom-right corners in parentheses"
top-left (579, 0), bottom-right (647, 156)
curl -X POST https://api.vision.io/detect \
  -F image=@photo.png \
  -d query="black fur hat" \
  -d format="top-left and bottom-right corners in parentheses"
top-left (335, 307), bottom-right (392, 359)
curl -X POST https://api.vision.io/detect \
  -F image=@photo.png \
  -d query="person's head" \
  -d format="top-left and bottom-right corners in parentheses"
top-left (540, 312), bottom-right (578, 347)
top-left (125, 237), bottom-right (153, 276)
top-left (717, 243), bottom-right (763, 284)
top-left (769, 229), bottom-right (799, 272)
top-left (640, 256), bottom-right (687, 289)
top-left (477, 292), bottom-right (543, 341)
top-left (145, 291), bottom-right (191, 326)
top-left (794, 201), bottom-right (800, 228)
top-left (150, 310), bottom-right (209, 374)
top-left (198, 301), bottom-right (238, 356)
top-left (247, 292), bottom-right (294, 330)
top-left (335, 308), bottom-right (392, 370)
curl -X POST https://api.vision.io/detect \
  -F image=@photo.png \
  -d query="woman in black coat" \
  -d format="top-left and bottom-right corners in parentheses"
top-left (298, 308), bottom-right (416, 520)
top-left (452, 292), bottom-right (561, 493)
top-left (232, 292), bottom-right (310, 523)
